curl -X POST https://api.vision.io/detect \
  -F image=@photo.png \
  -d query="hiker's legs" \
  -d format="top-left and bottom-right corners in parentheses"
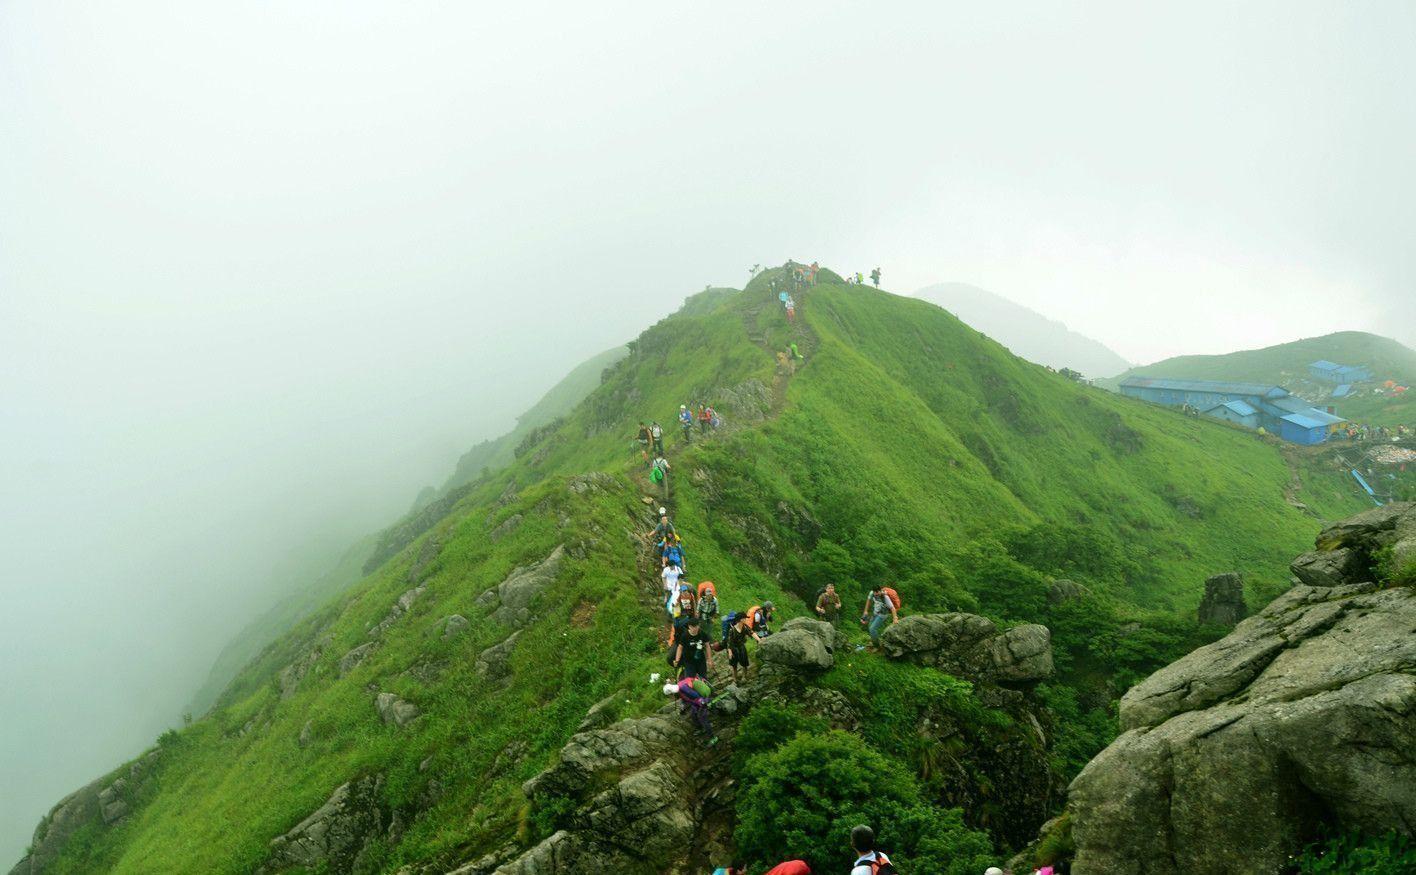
top-left (868, 614), bottom-right (888, 644)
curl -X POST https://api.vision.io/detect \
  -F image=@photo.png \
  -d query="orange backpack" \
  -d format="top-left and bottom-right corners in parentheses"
top-left (879, 587), bottom-right (902, 611)
top-left (697, 581), bottom-right (717, 600)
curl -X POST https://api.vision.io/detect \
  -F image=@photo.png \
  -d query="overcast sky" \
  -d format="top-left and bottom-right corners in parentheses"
top-left (2, 0), bottom-right (1413, 863)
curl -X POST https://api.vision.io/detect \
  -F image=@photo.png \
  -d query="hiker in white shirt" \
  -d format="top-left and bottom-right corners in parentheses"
top-left (848, 825), bottom-right (892, 875)
top-left (661, 563), bottom-right (684, 614)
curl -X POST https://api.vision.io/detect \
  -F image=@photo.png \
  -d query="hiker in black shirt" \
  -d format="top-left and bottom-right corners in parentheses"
top-left (673, 619), bottom-right (713, 680)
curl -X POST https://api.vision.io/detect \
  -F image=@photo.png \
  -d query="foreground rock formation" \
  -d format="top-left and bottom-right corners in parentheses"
top-left (1064, 503), bottom-right (1416, 875)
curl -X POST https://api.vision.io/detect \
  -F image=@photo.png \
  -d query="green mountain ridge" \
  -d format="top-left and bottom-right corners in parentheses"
top-left (1105, 330), bottom-right (1416, 428)
top-left (14, 268), bottom-right (1376, 874)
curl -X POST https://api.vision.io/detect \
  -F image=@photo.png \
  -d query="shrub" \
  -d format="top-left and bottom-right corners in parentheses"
top-left (1295, 830), bottom-right (1416, 874)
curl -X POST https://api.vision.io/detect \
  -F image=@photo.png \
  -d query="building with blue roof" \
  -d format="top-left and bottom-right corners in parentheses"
top-left (1119, 375), bottom-right (1345, 443)
top-left (1309, 360), bottom-right (1373, 384)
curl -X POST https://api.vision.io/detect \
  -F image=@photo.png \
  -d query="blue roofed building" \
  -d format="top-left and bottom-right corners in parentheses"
top-left (1309, 360), bottom-right (1373, 383)
top-left (1119, 375), bottom-right (1345, 443)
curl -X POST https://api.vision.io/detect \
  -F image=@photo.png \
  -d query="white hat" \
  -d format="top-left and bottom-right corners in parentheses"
top-left (659, 507), bottom-right (667, 515)
top-left (662, 682), bottom-right (679, 696)
top-left (984, 868), bottom-right (1004, 875)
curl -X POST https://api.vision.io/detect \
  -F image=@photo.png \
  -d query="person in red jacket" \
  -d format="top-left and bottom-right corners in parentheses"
top-left (765, 861), bottom-right (811, 875)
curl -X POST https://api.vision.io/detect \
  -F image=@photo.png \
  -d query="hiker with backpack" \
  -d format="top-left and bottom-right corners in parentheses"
top-left (650, 453), bottom-right (671, 499)
top-left (663, 675), bottom-right (717, 744)
top-left (815, 583), bottom-right (842, 623)
top-left (848, 825), bottom-right (894, 874)
top-left (679, 405), bottom-right (694, 443)
top-left (722, 611), bottom-right (753, 683)
top-left (698, 405), bottom-right (713, 434)
top-left (672, 617), bottom-right (713, 679)
top-left (650, 421), bottom-right (665, 455)
top-left (635, 421), bottom-right (652, 459)
top-left (870, 267), bottom-right (880, 288)
top-left (696, 580), bottom-right (719, 627)
top-left (860, 586), bottom-right (899, 650)
top-left (745, 601), bottom-right (775, 637)
top-left (662, 561), bottom-right (685, 615)
top-left (661, 537), bottom-right (685, 571)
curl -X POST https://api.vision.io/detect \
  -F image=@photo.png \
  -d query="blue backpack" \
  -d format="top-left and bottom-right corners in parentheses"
top-left (719, 611), bottom-right (740, 643)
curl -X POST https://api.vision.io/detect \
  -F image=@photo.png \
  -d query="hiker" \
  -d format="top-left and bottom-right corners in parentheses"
top-left (649, 509), bottom-right (675, 542)
top-left (679, 404), bottom-right (694, 442)
top-left (855, 271), bottom-right (864, 285)
top-left (673, 581), bottom-right (697, 619)
top-left (723, 611), bottom-right (752, 683)
top-left (712, 865), bottom-right (748, 875)
top-left (662, 561), bottom-right (684, 614)
top-left (785, 295), bottom-right (796, 321)
top-left (745, 601), bottom-right (775, 637)
top-left (708, 405), bottom-right (722, 428)
top-left (776, 350), bottom-right (791, 375)
top-left (815, 583), bottom-right (842, 623)
top-left (650, 421), bottom-right (665, 455)
top-left (809, 261), bottom-right (819, 285)
top-left (860, 586), bottom-right (899, 649)
top-left (663, 675), bottom-right (716, 742)
top-left (696, 580), bottom-right (719, 626)
top-left (635, 421), bottom-right (651, 459)
top-left (662, 537), bottom-right (685, 570)
top-left (765, 862), bottom-right (810, 875)
top-left (698, 405), bottom-right (713, 434)
top-left (848, 825), bottom-right (893, 875)
top-left (651, 453), bottom-right (671, 499)
top-left (789, 342), bottom-right (802, 362)
top-left (672, 617), bottom-right (713, 679)
top-left (870, 267), bottom-right (880, 287)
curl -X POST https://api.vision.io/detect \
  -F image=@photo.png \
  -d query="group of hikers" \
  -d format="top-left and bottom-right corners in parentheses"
top-left (710, 824), bottom-right (900, 874)
top-left (636, 405), bottom-right (721, 498)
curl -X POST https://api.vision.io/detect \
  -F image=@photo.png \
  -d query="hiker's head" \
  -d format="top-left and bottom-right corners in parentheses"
top-left (662, 682), bottom-right (680, 696)
top-left (825, 583), bottom-right (836, 592)
top-left (762, 601), bottom-right (774, 614)
top-left (687, 620), bottom-right (700, 633)
top-left (850, 824), bottom-right (876, 853)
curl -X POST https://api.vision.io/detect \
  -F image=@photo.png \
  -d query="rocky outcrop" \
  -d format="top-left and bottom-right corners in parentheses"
top-left (1196, 571), bottom-right (1246, 626)
top-left (338, 642), bottom-right (378, 676)
top-left (1047, 579), bottom-right (1090, 604)
top-left (1064, 504), bottom-right (1416, 875)
top-left (1289, 547), bottom-right (1359, 587)
top-left (259, 775), bottom-right (397, 874)
top-left (375, 693), bottom-right (420, 727)
top-left (369, 585), bottom-right (427, 638)
top-left (485, 546), bottom-right (566, 628)
top-left (488, 514), bottom-right (522, 542)
top-left (474, 631), bottom-right (522, 681)
top-left (881, 613), bottom-right (1054, 684)
top-left (9, 751), bottom-right (161, 874)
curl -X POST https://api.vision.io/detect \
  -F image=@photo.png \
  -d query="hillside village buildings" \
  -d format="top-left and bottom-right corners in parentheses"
top-left (1119, 377), bottom-right (1346, 445)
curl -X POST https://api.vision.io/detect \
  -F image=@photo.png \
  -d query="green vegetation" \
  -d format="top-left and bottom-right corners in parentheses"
top-left (1295, 830), bottom-right (1416, 874)
top-left (1106, 330), bottom-right (1416, 427)
top-left (30, 268), bottom-right (1377, 873)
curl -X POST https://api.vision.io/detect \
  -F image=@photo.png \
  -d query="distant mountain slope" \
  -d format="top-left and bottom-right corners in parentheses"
top-left (1105, 331), bottom-right (1416, 427)
top-left (914, 282), bottom-right (1130, 379)
top-left (20, 268), bottom-right (1374, 875)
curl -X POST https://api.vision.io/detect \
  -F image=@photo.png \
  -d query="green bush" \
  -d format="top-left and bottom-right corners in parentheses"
top-left (1295, 830), bottom-right (1416, 874)
top-left (734, 731), bottom-right (995, 875)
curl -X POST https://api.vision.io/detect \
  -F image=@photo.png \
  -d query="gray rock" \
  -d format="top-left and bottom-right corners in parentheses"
top-left (1048, 579), bottom-right (1091, 604)
top-left (1068, 553), bottom-right (1416, 875)
top-left (338, 642), bottom-right (378, 677)
top-left (488, 546), bottom-right (565, 628)
top-left (488, 513), bottom-right (522, 542)
top-left (576, 694), bottom-right (621, 733)
top-left (439, 614), bottom-right (470, 640)
top-left (474, 631), bottom-right (522, 681)
top-left (375, 692), bottom-right (420, 727)
top-left (757, 617), bottom-right (842, 674)
top-left (988, 624), bottom-right (1054, 683)
top-left (9, 777), bottom-right (106, 873)
top-left (1316, 501), bottom-right (1411, 548)
top-left (259, 775), bottom-right (392, 874)
top-left (1290, 547), bottom-right (1360, 587)
top-left (369, 585), bottom-right (427, 638)
top-left (881, 612), bottom-right (1053, 685)
top-left (567, 473), bottom-right (613, 495)
top-left (1197, 571), bottom-right (1246, 626)
top-left (97, 779), bottom-right (129, 825)
top-left (299, 721), bottom-right (314, 749)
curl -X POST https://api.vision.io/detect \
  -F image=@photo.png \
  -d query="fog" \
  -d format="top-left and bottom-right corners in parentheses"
top-left (3, 0), bottom-right (1414, 862)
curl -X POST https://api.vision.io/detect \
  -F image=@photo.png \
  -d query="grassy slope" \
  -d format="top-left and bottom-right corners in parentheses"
top-left (1105, 331), bottom-right (1416, 427)
top-left (39, 273), bottom-right (1372, 873)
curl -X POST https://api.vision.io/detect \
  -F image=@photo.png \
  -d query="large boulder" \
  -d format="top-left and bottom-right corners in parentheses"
top-left (757, 617), bottom-right (841, 674)
top-left (259, 775), bottom-right (395, 874)
top-left (1196, 571), bottom-right (1246, 626)
top-left (882, 613), bottom-right (1053, 684)
top-left (487, 546), bottom-right (566, 628)
top-left (1067, 553), bottom-right (1416, 874)
top-left (1290, 547), bottom-right (1360, 587)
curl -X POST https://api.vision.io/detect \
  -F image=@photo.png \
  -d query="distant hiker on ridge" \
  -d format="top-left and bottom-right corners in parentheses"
top-left (870, 267), bottom-right (880, 287)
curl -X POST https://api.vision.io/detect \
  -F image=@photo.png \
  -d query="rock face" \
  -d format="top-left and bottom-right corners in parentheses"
top-left (369, 585), bottom-right (427, 638)
top-left (338, 642), bottom-right (378, 676)
top-left (881, 613), bottom-right (1054, 684)
top-left (1196, 571), bottom-right (1246, 626)
top-left (439, 614), bottom-right (470, 640)
top-left (1065, 505), bottom-right (1416, 875)
top-left (486, 546), bottom-right (566, 628)
top-left (474, 631), bottom-right (522, 681)
top-left (259, 775), bottom-right (396, 874)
